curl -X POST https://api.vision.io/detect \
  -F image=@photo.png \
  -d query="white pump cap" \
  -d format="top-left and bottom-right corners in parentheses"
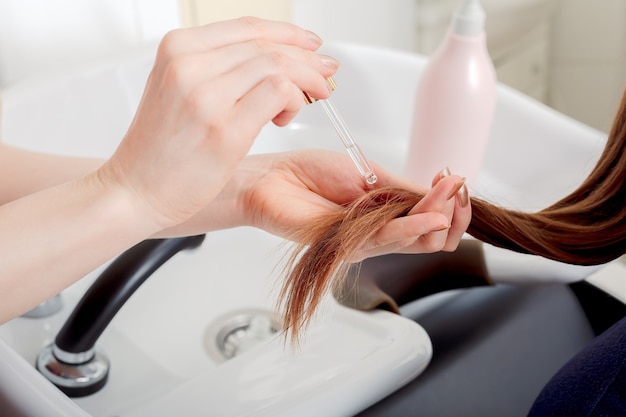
top-left (451, 0), bottom-right (486, 36)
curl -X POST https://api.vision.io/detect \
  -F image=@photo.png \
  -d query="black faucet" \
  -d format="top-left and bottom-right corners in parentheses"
top-left (36, 234), bottom-right (205, 397)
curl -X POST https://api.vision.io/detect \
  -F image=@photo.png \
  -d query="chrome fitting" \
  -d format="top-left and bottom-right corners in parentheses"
top-left (36, 343), bottom-right (109, 397)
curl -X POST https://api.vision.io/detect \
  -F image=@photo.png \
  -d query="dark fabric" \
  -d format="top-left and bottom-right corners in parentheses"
top-left (528, 315), bottom-right (626, 417)
top-left (569, 281), bottom-right (626, 336)
top-left (357, 284), bottom-right (595, 417)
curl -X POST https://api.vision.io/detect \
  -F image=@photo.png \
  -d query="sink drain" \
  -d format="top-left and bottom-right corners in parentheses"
top-left (204, 308), bottom-right (283, 363)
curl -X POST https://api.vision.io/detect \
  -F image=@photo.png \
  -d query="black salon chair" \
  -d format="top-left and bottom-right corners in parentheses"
top-left (335, 241), bottom-right (626, 417)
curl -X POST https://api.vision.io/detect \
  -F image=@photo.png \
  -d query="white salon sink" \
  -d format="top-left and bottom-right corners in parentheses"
top-left (0, 40), bottom-right (607, 416)
top-left (0, 228), bottom-right (429, 417)
top-left (0, 44), bottom-right (433, 417)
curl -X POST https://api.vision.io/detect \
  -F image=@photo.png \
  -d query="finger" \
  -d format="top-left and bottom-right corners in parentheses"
top-left (229, 74), bottom-right (306, 141)
top-left (171, 72), bottom-right (304, 167)
top-left (397, 175), bottom-right (461, 252)
top-left (431, 166), bottom-right (469, 208)
top-left (184, 58), bottom-right (326, 140)
top-left (166, 17), bottom-right (324, 55)
top-left (404, 175), bottom-right (471, 252)
top-left (429, 167), bottom-right (471, 251)
top-left (371, 211), bottom-right (450, 248)
top-left (215, 51), bottom-right (335, 112)
top-left (271, 105), bottom-right (301, 127)
top-left (443, 191), bottom-right (472, 251)
top-left (354, 226), bottom-right (450, 262)
top-left (408, 175), bottom-right (465, 215)
top-left (351, 238), bottom-right (416, 262)
top-left (432, 166), bottom-right (451, 187)
top-left (353, 211), bottom-right (450, 260)
top-left (166, 42), bottom-right (339, 93)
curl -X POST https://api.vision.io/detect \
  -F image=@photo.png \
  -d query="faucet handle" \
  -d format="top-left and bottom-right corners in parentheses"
top-left (36, 234), bottom-right (206, 397)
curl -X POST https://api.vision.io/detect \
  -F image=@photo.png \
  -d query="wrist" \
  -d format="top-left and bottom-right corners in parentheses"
top-left (210, 157), bottom-right (260, 230)
top-left (92, 156), bottom-right (189, 232)
top-left (151, 160), bottom-right (256, 237)
top-left (80, 170), bottom-right (164, 238)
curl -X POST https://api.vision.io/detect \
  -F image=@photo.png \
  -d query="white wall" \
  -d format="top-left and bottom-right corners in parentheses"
top-left (1, 0), bottom-right (623, 132)
top-left (291, 0), bottom-right (557, 103)
top-left (549, 0), bottom-right (626, 132)
top-left (291, 0), bottom-right (418, 52)
top-left (180, 0), bottom-right (291, 26)
top-left (0, 0), bottom-right (181, 88)
top-left (291, 0), bottom-right (626, 132)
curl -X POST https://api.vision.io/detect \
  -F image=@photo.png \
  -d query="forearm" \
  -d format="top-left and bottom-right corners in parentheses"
top-left (0, 143), bottom-right (248, 238)
top-left (0, 144), bottom-right (103, 204)
top-left (0, 144), bottom-right (248, 321)
top-left (0, 174), bottom-right (158, 322)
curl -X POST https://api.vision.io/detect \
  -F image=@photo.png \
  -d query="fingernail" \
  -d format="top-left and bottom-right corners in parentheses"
top-left (435, 166), bottom-right (452, 184)
top-left (306, 30), bottom-right (323, 47)
top-left (433, 223), bottom-right (451, 232)
top-left (447, 177), bottom-right (466, 200)
top-left (458, 183), bottom-right (470, 208)
top-left (320, 55), bottom-right (340, 70)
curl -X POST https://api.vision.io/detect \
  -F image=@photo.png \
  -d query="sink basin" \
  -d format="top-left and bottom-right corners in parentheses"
top-left (0, 39), bottom-right (608, 416)
top-left (0, 228), bottom-right (430, 417)
top-left (0, 44), bottom-right (433, 417)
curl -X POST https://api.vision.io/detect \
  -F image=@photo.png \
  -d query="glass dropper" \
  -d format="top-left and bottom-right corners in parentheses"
top-left (303, 77), bottom-right (378, 185)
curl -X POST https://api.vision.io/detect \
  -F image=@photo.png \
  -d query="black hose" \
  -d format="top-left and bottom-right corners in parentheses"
top-left (55, 235), bottom-right (205, 355)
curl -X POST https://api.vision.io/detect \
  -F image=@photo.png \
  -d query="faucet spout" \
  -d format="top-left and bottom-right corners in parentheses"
top-left (36, 234), bottom-right (205, 397)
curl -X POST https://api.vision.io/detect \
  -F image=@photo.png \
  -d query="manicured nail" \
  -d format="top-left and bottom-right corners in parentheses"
top-left (320, 55), bottom-right (340, 70)
top-left (458, 183), bottom-right (470, 208)
top-left (432, 166), bottom-right (451, 186)
top-left (447, 177), bottom-right (467, 200)
top-left (306, 30), bottom-right (323, 47)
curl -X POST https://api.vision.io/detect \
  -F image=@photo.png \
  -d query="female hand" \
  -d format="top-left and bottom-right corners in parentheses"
top-left (171, 149), bottom-right (471, 261)
top-left (96, 17), bottom-right (338, 232)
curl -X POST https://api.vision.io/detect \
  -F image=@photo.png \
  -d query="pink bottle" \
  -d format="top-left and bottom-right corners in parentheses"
top-left (405, 0), bottom-right (496, 187)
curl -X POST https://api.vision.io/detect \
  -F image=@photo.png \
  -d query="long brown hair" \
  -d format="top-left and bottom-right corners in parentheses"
top-left (278, 89), bottom-right (626, 344)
